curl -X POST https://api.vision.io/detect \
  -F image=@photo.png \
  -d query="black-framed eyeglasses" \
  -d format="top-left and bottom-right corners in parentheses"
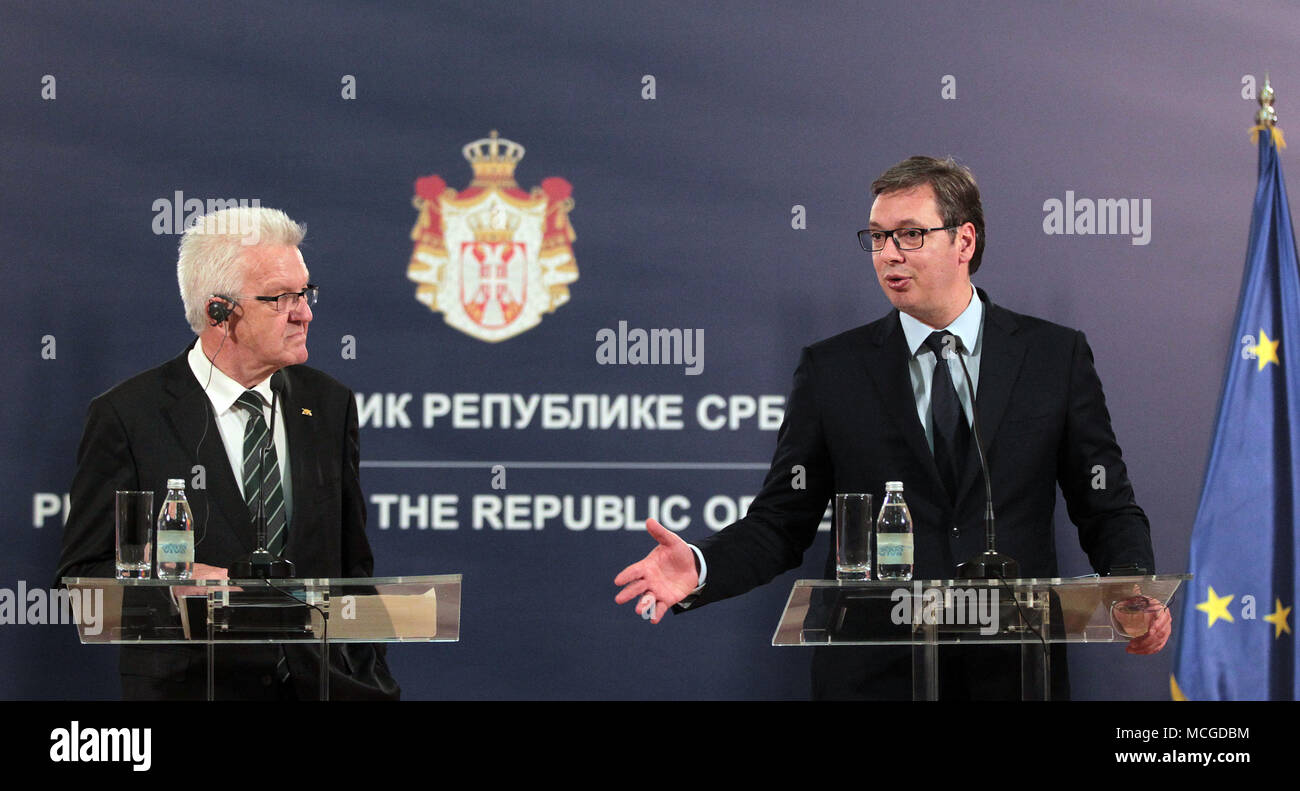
top-left (247, 284), bottom-right (318, 313)
top-left (858, 226), bottom-right (959, 252)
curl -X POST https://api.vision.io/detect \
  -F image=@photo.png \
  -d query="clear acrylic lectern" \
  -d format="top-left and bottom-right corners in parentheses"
top-left (772, 574), bottom-right (1189, 700)
top-left (62, 574), bottom-right (460, 700)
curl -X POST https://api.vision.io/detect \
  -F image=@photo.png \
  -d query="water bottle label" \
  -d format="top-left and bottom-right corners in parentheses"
top-left (156, 530), bottom-right (194, 563)
top-left (876, 535), bottom-right (914, 564)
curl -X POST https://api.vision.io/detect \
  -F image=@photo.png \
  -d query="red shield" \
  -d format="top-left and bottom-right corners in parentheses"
top-left (460, 241), bottom-right (528, 328)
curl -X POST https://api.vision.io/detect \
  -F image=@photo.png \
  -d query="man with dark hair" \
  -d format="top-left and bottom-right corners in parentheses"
top-left (870, 155), bottom-right (986, 274)
top-left (614, 155), bottom-right (1170, 700)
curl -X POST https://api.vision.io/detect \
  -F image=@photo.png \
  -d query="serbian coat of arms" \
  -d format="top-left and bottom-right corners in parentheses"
top-left (407, 131), bottom-right (577, 342)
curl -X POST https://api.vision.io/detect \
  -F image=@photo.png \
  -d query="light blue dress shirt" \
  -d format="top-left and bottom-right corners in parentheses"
top-left (679, 284), bottom-right (985, 602)
top-left (897, 283), bottom-right (984, 450)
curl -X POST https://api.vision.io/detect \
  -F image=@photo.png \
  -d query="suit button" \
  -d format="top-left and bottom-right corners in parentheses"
top-left (260, 674), bottom-right (273, 686)
top-left (951, 525), bottom-right (959, 536)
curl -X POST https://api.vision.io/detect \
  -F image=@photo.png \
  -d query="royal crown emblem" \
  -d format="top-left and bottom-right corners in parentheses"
top-left (407, 131), bottom-right (577, 342)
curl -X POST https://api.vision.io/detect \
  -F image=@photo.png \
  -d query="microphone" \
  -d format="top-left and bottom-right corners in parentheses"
top-left (270, 369), bottom-right (289, 402)
top-left (258, 374), bottom-right (280, 543)
top-left (231, 371), bottom-right (296, 578)
top-left (946, 334), bottom-right (1018, 580)
top-left (267, 371), bottom-right (286, 454)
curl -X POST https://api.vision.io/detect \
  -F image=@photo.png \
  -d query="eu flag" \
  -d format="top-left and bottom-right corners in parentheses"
top-left (1171, 129), bottom-right (1299, 700)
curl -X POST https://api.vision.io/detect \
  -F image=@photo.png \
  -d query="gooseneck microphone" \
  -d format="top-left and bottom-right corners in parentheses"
top-left (231, 370), bottom-right (296, 578)
top-left (947, 334), bottom-right (1018, 580)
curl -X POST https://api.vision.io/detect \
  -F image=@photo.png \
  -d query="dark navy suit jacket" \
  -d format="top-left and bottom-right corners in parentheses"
top-left (58, 344), bottom-right (399, 700)
top-left (689, 290), bottom-right (1154, 699)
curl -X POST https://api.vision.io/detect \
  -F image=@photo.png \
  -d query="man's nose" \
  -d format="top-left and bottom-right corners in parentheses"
top-left (880, 234), bottom-right (906, 261)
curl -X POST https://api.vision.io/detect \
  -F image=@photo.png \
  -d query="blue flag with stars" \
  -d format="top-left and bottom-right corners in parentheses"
top-left (1171, 131), bottom-right (1299, 700)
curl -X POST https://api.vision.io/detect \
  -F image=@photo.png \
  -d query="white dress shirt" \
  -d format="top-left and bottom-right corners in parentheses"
top-left (187, 343), bottom-right (294, 527)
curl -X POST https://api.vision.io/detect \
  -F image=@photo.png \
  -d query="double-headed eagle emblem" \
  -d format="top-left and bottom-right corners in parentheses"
top-left (407, 131), bottom-right (577, 342)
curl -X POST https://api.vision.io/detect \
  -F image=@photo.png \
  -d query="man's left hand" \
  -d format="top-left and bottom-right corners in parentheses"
top-left (171, 562), bottom-right (237, 600)
top-left (1126, 606), bottom-right (1172, 655)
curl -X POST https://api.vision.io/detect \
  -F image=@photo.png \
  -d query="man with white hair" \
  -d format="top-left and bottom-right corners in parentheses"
top-left (58, 207), bottom-right (399, 700)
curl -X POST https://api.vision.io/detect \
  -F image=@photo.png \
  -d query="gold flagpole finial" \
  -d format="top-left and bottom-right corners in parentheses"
top-left (1258, 74), bottom-right (1278, 126)
top-left (1251, 73), bottom-right (1286, 148)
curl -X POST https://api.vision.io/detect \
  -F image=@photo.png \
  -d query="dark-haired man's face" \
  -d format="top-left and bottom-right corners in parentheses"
top-left (868, 184), bottom-right (976, 328)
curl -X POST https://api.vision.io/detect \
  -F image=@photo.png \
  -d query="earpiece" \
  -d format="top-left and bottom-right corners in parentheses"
top-left (207, 296), bottom-right (235, 326)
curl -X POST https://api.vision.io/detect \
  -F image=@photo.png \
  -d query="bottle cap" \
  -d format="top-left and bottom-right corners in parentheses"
top-left (885, 481), bottom-right (904, 492)
top-left (166, 478), bottom-right (185, 488)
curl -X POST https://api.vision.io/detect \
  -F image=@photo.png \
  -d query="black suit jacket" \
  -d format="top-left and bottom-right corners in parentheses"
top-left (57, 344), bottom-right (400, 700)
top-left (690, 290), bottom-right (1154, 699)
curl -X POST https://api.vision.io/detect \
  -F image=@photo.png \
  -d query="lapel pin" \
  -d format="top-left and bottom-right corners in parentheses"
top-left (301, 408), bottom-right (312, 416)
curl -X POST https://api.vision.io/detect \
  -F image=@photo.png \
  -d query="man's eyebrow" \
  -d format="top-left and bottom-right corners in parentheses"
top-left (263, 281), bottom-right (308, 294)
top-left (867, 219), bottom-right (927, 229)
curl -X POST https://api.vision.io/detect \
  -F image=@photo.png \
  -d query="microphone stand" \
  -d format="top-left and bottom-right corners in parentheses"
top-left (951, 339), bottom-right (1018, 580)
top-left (232, 379), bottom-right (295, 578)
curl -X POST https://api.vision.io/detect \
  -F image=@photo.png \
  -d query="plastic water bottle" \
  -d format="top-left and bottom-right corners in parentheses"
top-left (876, 481), bottom-right (914, 581)
top-left (156, 479), bottom-right (195, 579)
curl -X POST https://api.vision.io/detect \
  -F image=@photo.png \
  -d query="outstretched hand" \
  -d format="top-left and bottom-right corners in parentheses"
top-left (614, 519), bottom-right (699, 624)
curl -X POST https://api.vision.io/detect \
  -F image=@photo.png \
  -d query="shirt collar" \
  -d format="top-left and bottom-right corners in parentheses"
top-left (899, 283), bottom-right (983, 358)
top-left (186, 343), bottom-right (275, 414)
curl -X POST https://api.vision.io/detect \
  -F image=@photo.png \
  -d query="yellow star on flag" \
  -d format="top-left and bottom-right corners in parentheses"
top-left (1196, 586), bottom-right (1235, 628)
top-left (1252, 330), bottom-right (1280, 371)
top-left (1263, 599), bottom-right (1292, 639)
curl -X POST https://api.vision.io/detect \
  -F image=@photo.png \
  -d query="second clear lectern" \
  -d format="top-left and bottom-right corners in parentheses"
top-left (773, 574), bottom-right (1188, 700)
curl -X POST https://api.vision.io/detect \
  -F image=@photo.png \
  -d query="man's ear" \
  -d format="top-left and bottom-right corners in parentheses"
top-left (956, 222), bottom-right (977, 265)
